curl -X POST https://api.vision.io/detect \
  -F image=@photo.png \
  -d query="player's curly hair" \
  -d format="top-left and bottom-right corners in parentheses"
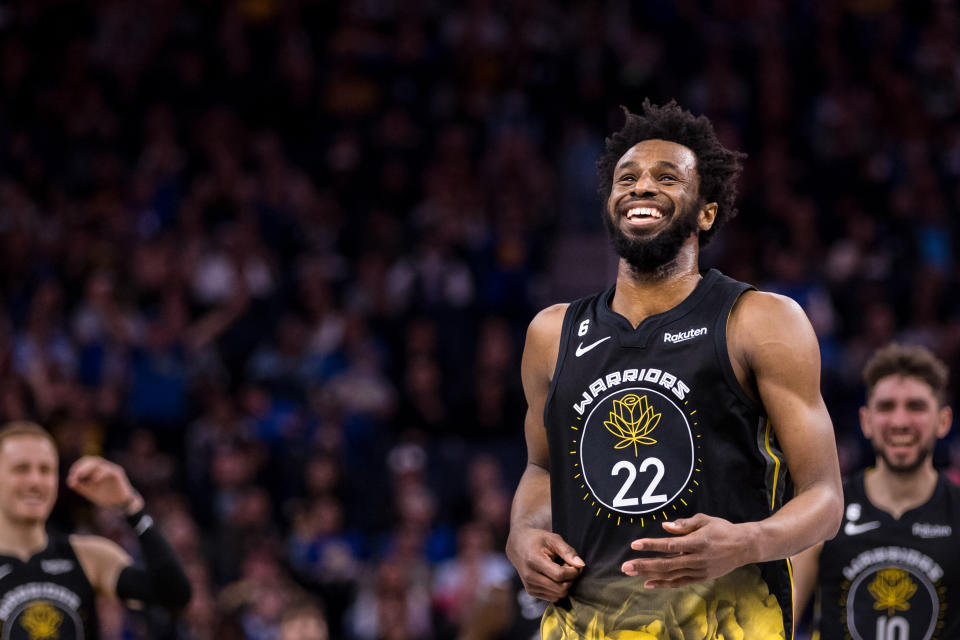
top-left (863, 343), bottom-right (950, 405)
top-left (596, 100), bottom-right (746, 246)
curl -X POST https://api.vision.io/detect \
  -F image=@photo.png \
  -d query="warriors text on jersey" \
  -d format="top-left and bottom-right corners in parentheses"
top-left (0, 533), bottom-right (98, 640)
top-left (814, 471), bottom-right (960, 640)
top-left (543, 269), bottom-right (792, 639)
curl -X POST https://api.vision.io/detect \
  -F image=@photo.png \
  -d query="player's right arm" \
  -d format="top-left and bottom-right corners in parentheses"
top-left (67, 456), bottom-right (192, 609)
top-left (506, 304), bottom-right (585, 602)
top-left (71, 533), bottom-right (133, 598)
top-left (790, 541), bottom-right (822, 621)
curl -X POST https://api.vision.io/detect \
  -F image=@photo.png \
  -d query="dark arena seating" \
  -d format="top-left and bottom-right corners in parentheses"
top-left (1, 1), bottom-right (958, 638)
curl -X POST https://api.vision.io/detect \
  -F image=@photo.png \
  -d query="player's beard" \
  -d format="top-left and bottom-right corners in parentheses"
top-left (604, 198), bottom-right (701, 275)
top-left (873, 437), bottom-right (935, 475)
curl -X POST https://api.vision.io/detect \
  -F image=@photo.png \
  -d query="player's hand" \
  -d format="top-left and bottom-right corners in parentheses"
top-left (66, 456), bottom-right (138, 510)
top-left (506, 527), bottom-right (585, 602)
top-left (621, 513), bottom-right (754, 588)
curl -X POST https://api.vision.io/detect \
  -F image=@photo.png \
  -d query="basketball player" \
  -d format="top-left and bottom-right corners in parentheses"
top-left (0, 421), bottom-right (191, 638)
top-left (792, 344), bottom-right (960, 640)
top-left (505, 101), bottom-right (843, 638)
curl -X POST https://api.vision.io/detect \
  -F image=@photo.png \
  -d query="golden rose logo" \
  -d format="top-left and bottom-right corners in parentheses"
top-left (20, 602), bottom-right (63, 639)
top-left (580, 387), bottom-right (696, 517)
top-left (604, 394), bottom-right (661, 457)
top-left (869, 568), bottom-right (917, 616)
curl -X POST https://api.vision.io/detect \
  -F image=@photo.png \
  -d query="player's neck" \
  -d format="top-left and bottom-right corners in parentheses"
top-left (0, 516), bottom-right (48, 560)
top-left (864, 463), bottom-right (939, 520)
top-left (613, 249), bottom-right (701, 328)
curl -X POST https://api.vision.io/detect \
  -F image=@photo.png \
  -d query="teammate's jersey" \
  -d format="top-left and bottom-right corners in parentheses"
top-left (814, 471), bottom-right (960, 640)
top-left (0, 533), bottom-right (99, 640)
top-left (542, 269), bottom-right (792, 639)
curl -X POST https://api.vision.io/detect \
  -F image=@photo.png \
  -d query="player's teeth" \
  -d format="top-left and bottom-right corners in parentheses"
top-left (626, 208), bottom-right (662, 219)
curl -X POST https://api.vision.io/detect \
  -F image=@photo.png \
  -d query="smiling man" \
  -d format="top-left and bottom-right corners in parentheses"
top-left (505, 101), bottom-right (843, 639)
top-left (792, 344), bottom-right (960, 640)
top-left (0, 421), bottom-right (191, 639)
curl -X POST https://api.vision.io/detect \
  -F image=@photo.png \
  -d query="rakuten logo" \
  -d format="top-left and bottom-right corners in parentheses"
top-left (663, 327), bottom-right (708, 343)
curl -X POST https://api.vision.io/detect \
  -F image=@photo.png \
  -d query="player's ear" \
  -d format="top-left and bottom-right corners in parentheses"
top-left (698, 202), bottom-right (718, 231)
top-left (858, 406), bottom-right (873, 438)
top-left (936, 405), bottom-right (952, 439)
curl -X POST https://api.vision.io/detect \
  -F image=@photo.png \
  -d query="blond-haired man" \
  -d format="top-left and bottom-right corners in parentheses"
top-left (0, 421), bottom-right (190, 638)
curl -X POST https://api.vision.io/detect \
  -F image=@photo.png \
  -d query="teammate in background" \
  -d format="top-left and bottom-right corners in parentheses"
top-left (792, 344), bottom-right (960, 640)
top-left (0, 421), bottom-right (191, 638)
top-left (505, 100), bottom-right (843, 638)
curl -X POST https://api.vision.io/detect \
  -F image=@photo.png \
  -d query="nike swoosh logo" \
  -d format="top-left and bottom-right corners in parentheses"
top-left (575, 336), bottom-right (612, 357)
top-left (844, 521), bottom-right (881, 536)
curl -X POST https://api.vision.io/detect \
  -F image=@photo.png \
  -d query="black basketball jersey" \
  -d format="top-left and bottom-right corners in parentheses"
top-left (814, 471), bottom-right (960, 640)
top-left (542, 269), bottom-right (793, 639)
top-left (0, 533), bottom-right (99, 640)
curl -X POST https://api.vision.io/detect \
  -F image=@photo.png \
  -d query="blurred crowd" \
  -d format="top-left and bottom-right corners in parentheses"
top-left (1, 0), bottom-right (959, 638)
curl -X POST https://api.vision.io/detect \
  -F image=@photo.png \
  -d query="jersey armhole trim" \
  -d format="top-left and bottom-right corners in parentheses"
top-left (542, 302), bottom-right (578, 428)
top-left (713, 286), bottom-right (765, 416)
top-left (787, 555), bottom-right (796, 640)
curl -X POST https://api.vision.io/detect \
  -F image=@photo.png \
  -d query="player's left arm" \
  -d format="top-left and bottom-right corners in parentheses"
top-left (735, 292), bottom-right (843, 559)
top-left (68, 456), bottom-right (192, 608)
top-left (622, 291), bottom-right (843, 587)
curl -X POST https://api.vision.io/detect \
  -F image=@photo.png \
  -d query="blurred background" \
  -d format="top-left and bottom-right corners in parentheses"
top-left (1, 0), bottom-right (959, 638)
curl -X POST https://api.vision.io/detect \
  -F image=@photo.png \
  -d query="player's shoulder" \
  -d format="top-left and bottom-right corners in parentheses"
top-left (731, 289), bottom-right (814, 339)
top-left (529, 302), bottom-right (569, 326)
top-left (733, 289), bottom-right (806, 318)
top-left (522, 303), bottom-right (571, 382)
top-left (526, 303), bottom-right (569, 344)
top-left (728, 290), bottom-right (819, 375)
